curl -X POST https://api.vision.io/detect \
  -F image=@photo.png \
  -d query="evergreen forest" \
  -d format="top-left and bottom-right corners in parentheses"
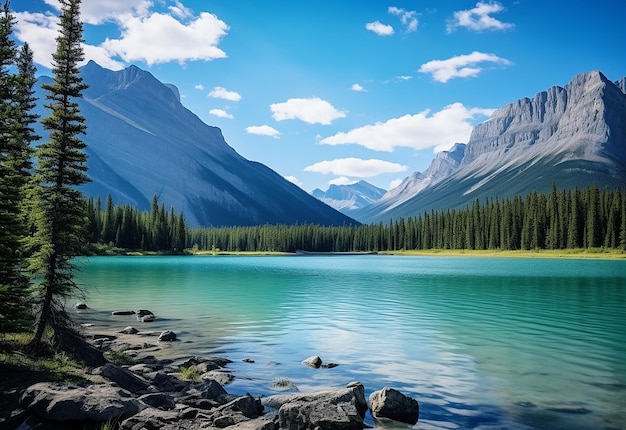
top-left (91, 184), bottom-right (626, 254)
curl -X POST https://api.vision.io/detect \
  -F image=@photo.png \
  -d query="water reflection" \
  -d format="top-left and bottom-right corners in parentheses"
top-left (76, 256), bottom-right (626, 429)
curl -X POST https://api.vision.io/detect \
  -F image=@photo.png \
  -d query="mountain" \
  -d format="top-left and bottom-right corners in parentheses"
top-left (356, 70), bottom-right (626, 223)
top-left (33, 61), bottom-right (357, 227)
top-left (311, 180), bottom-right (386, 216)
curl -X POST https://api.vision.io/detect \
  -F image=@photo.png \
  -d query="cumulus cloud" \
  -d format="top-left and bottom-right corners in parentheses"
top-left (208, 86), bottom-right (242, 101)
top-left (447, 1), bottom-right (514, 33)
top-left (101, 12), bottom-right (228, 65)
top-left (388, 6), bottom-right (418, 32)
top-left (168, 0), bottom-right (193, 20)
top-left (209, 109), bottom-right (233, 119)
top-left (351, 83), bottom-right (366, 92)
top-left (388, 179), bottom-right (404, 190)
top-left (43, 0), bottom-right (152, 25)
top-left (13, 11), bottom-right (59, 69)
top-left (365, 21), bottom-right (394, 36)
top-left (246, 125), bottom-right (281, 138)
top-left (320, 103), bottom-right (494, 153)
top-left (270, 97), bottom-right (346, 125)
top-left (305, 158), bottom-right (408, 178)
top-left (418, 51), bottom-right (511, 83)
top-left (194, 84), bottom-right (205, 91)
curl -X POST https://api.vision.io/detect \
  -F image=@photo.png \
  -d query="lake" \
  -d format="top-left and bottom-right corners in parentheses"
top-left (73, 255), bottom-right (626, 430)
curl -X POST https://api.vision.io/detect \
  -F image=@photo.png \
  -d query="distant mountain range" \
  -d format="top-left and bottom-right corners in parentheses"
top-left (32, 61), bottom-right (356, 227)
top-left (311, 181), bottom-right (386, 218)
top-left (353, 71), bottom-right (626, 223)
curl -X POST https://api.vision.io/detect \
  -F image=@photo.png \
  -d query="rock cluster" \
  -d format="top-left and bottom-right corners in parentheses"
top-left (13, 323), bottom-right (419, 429)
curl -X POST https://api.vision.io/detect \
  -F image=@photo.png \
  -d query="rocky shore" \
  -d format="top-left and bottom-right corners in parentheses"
top-left (4, 308), bottom-right (420, 429)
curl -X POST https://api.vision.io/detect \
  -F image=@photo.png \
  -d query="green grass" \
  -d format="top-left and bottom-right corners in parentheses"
top-left (104, 350), bottom-right (134, 366)
top-left (179, 366), bottom-right (201, 382)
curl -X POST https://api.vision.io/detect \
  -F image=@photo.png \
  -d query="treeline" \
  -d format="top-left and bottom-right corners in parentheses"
top-left (86, 195), bottom-right (187, 252)
top-left (187, 185), bottom-right (626, 253)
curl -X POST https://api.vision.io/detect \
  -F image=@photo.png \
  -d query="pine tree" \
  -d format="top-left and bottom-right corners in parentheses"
top-left (28, 0), bottom-right (102, 364)
top-left (0, 1), bottom-right (35, 332)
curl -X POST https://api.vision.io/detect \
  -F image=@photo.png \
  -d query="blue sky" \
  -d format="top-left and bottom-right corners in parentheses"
top-left (13, 0), bottom-right (626, 193)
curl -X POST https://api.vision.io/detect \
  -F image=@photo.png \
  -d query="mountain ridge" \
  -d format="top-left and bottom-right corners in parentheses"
top-left (33, 61), bottom-right (357, 227)
top-left (355, 70), bottom-right (626, 223)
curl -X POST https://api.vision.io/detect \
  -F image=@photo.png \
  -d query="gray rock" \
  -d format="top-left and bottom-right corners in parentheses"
top-left (301, 355), bottom-right (322, 368)
top-left (112, 310), bottom-right (136, 316)
top-left (221, 413), bottom-right (278, 430)
top-left (152, 372), bottom-right (189, 392)
top-left (74, 302), bottom-right (88, 310)
top-left (369, 387), bottom-right (419, 425)
top-left (138, 392), bottom-right (176, 410)
top-left (98, 363), bottom-right (151, 394)
top-left (209, 394), bottom-right (263, 428)
top-left (119, 406), bottom-right (180, 430)
top-left (140, 314), bottom-right (156, 322)
top-left (201, 370), bottom-right (235, 386)
top-left (119, 326), bottom-right (139, 334)
top-left (158, 330), bottom-right (177, 341)
top-left (265, 382), bottom-right (367, 430)
top-left (20, 382), bottom-right (141, 422)
top-left (135, 309), bottom-right (154, 318)
top-left (197, 378), bottom-right (229, 400)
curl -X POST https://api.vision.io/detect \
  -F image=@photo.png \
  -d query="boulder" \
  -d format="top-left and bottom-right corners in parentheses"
top-left (158, 330), bottom-right (177, 342)
top-left (264, 382), bottom-right (367, 430)
top-left (20, 382), bottom-right (141, 423)
top-left (201, 370), bottom-right (235, 386)
top-left (197, 378), bottom-right (229, 400)
top-left (98, 363), bottom-right (151, 394)
top-left (119, 326), bottom-right (139, 334)
top-left (138, 393), bottom-right (176, 410)
top-left (135, 309), bottom-right (154, 318)
top-left (209, 394), bottom-right (264, 428)
top-left (74, 302), bottom-right (88, 310)
top-left (140, 314), bottom-right (156, 322)
top-left (119, 406), bottom-right (180, 430)
top-left (152, 372), bottom-right (189, 392)
top-left (301, 355), bottom-right (322, 368)
top-left (369, 387), bottom-right (419, 425)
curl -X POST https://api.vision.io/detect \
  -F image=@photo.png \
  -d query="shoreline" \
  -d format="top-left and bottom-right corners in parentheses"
top-left (102, 248), bottom-right (626, 260)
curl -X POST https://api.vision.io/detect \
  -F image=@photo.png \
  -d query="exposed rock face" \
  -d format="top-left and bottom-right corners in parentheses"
top-left (20, 382), bottom-right (141, 423)
top-left (34, 61), bottom-right (356, 227)
top-left (369, 387), bottom-right (419, 425)
top-left (356, 71), bottom-right (626, 223)
top-left (312, 180), bottom-right (386, 216)
top-left (98, 363), bottom-right (151, 394)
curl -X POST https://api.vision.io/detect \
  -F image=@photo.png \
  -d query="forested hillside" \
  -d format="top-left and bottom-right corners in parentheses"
top-left (83, 184), bottom-right (625, 253)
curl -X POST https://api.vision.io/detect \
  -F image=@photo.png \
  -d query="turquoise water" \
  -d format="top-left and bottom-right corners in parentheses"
top-left (74, 256), bottom-right (626, 430)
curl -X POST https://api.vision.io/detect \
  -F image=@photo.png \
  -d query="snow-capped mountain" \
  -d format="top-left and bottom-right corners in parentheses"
top-left (356, 71), bottom-right (626, 223)
top-left (33, 61), bottom-right (356, 227)
top-left (311, 180), bottom-right (386, 216)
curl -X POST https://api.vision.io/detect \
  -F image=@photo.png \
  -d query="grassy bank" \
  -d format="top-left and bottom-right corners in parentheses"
top-left (379, 248), bottom-right (626, 259)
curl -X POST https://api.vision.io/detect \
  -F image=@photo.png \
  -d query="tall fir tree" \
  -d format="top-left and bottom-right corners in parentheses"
top-left (0, 1), bottom-right (35, 331)
top-left (28, 0), bottom-right (102, 364)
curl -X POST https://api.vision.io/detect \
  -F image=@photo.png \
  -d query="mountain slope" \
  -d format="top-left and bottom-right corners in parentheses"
top-left (311, 180), bottom-right (386, 216)
top-left (34, 61), bottom-right (357, 227)
top-left (356, 71), bottom-right (626, 223)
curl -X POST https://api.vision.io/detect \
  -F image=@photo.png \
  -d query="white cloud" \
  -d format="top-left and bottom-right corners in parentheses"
top-left (13, 12), bottom-right (59, 69)
top-left (396, 75), bottom-right (413, 81)
top-left (418, 51), bottom-right (511, 83)
top-left (285, 176), bottom-right (303, 187)
top-left (270, 97), bottom-right (346, 125)
top-left (208, 86), bottom-right (242, 101)
top-left (320, 103), bottom-right (494, 153)
top-left (388, 6), bottom-right (418, 32)
top-left (194, 84), bottom-right (205, 91)
top-left (168, 0), bottom-right (193, 20)
top-left (101, 12), bottom-right (229, 65)
top-left (447, 1), bottom-right (514, 33)
top-left (209, 109), bottom-right (233, 119)
top-left (365, 21), bottom-right (394, 36)
top-left (246, 125), bottom-right (281, 138)
top-left (329, 177), bottom-right (357, 186)
top-left (351, 83), bottom-right (366, 92)
top-left (305, 158), bottom-right (408, 178)
top-left (43, 0), bottom-right (152, 25)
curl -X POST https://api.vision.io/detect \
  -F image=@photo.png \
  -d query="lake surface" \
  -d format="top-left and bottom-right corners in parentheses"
top-left (73, 255), bottom-right (626, 430)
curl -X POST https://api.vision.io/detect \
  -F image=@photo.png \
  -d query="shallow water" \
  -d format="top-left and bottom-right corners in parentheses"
top-left (73, 255), bottom-right (626, 429)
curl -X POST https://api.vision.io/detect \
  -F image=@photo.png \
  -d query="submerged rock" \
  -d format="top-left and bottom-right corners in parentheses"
top-left (159, 330), bottom-right (177, 342)
top-left (301, 355), bottom-right (322, 368)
